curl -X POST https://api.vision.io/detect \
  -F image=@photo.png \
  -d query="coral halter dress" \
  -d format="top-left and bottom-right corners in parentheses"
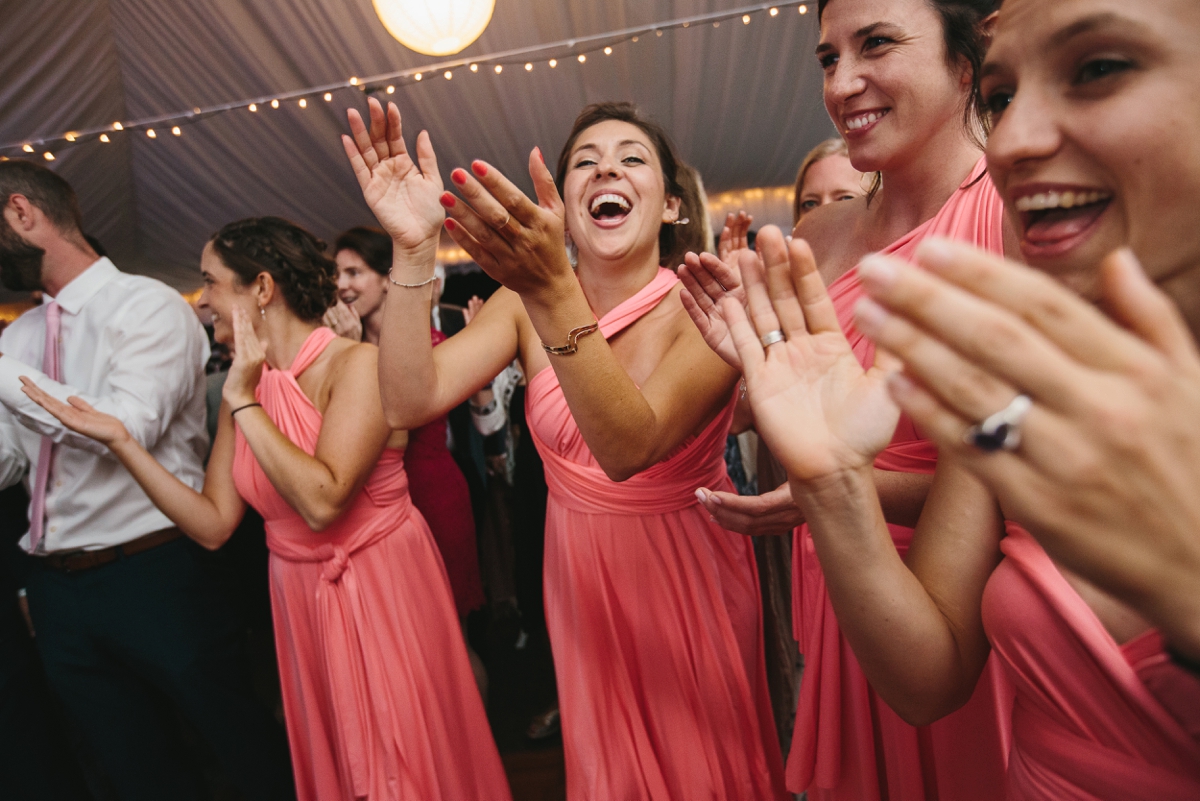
top-left (526, 268), bottom-right (788, 800)
top-left (788, 159), bottom-right (1015, 801)
top-left (232, 327), bottom-right (510, 801)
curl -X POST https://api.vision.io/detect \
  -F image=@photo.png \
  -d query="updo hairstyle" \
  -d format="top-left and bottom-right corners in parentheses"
top-left (210, 216), bottom-right (337, 323)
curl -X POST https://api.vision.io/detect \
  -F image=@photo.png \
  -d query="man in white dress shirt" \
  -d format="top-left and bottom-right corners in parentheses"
top-left (0, 160), bottom-right (292, 799)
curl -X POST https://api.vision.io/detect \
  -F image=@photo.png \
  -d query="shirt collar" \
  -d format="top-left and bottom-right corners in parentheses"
top-left (46, 258), bottom-right (119, 315)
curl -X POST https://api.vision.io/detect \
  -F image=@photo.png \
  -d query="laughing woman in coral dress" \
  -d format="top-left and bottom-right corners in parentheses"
top-left (24, 217), bottom-right (510, 801)
top-left (346, 97), bottom-right (787, 799)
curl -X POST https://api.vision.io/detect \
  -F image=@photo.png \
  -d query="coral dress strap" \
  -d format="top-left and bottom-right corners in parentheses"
top-left (598, 267), bottom-right (680, 338)
top-left (283, 326), bottom-right (338, 377)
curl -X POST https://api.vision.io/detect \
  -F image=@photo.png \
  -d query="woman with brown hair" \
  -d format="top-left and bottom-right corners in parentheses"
top-left (344, 97), bottom-right (787, 799)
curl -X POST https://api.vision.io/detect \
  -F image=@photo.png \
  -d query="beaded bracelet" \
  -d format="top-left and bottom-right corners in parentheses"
top-left (388, 269), bottom-right (438, 289)
top-left (542, 322), bottom-right (600, 355)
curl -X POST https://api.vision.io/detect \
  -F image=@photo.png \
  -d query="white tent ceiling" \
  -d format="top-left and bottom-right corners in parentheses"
top-left (1, 0), bottom-right (835, 300)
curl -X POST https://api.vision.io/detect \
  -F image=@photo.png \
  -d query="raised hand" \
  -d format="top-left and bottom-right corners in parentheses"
top-left (438, 150), bottom-right (574, 299)
top-left (20, 377), bottom-right (130, 446)
top-left (679, 249), bottom-right (749, 368)
top-left (324, 300), bottom-right (363, 341)
top-left (717, 211), bottom-right (753, 264)
top-left (728, 226), bottom-right (900, 483)
top-left (342, 97), bottom-right (445, 259)
top-left (223, 307), bottom-right (267, 409)
top-left (462, 295), bottom-right (484, 326)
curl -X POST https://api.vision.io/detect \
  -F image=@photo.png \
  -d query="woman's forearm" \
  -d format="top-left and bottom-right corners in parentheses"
top-left (875, 469), bottom-right (934, 529)
top-left (792, 466), bottom-right (987, 724)
top-left (108, 435), bottom-right (238, 549)
top-left (233, 406), bottom-right (371, 531)
top-left (522, 280), bottom-right (737, 482)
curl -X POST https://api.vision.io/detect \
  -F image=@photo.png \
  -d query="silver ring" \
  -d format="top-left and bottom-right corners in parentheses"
top-left (964, 394), bottom-right (1032, 452)
top-left (497, 212), bottom-right (511, 230)
top-left (759, 329), bottom-right (786, 348)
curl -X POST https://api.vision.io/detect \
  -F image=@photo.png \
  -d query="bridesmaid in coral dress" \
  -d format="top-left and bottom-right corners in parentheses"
top-left (27, 217), bottom-right (510, 801)
top-left (345, 96), bottom-right (787, 799)
top-left (714, 0), bottom-right (1200, 798)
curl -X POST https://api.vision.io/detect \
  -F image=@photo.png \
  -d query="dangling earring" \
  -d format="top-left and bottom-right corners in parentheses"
top-left (564, 231), bottom-right (578, 270)
top-left (668, 217), bottom-right (690, 226)
top-left (258, 304), bottom-right (266, 321)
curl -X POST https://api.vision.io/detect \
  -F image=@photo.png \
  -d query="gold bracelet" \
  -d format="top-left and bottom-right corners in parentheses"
top-left (542, 322), bottom-right (600, 355)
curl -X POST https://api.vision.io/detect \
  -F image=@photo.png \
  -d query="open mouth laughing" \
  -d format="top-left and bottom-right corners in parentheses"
top-left (1012, 185), bottom-right (1112, 258)
top-left (588, 192), bottom-right (632, 227)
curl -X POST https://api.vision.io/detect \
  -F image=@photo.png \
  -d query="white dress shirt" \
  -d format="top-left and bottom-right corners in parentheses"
top-left (0, 258), bottom-right (209, 553)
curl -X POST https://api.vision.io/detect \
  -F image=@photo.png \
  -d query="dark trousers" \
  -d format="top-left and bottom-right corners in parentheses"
top-left (26, 536), bottom-right (294, 801)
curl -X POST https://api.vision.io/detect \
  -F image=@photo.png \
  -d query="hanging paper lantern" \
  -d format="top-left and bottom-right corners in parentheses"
top-left (372, 0), bottom-right (496, 56)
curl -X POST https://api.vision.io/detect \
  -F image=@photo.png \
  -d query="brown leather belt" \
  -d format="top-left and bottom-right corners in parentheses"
top-left (38, 527), bottom-right (185, 573)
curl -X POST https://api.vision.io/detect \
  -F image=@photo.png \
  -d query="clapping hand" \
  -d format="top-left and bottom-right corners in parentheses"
top-left (223, 307), bottom-right (267, 410)
top-left (726, 226), bottom-right (900, 484)
top-left (438, 151), bottom-right (575, 299)
top-left (20, 377), bottom-right (130, 446)
top-left (342, 97), bottom-right (445, 262)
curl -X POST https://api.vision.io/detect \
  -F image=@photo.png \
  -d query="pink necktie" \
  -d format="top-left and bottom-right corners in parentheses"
top-left (28, 301), bottom-right (61, 552)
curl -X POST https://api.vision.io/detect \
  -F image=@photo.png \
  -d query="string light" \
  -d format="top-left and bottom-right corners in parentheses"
top-left (3, 2), bottom-right (807, 157)
top-left (43, 152), bottom-right (54, 161)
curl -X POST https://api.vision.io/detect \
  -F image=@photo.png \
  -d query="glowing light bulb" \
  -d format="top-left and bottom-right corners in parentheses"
top-left (350, 76), bottom-right (359, 85)
top-left (604, 46), bottom-right (612, 55)
top-left (743, 14), bottom-right (751, 24)
top-left (444, 70), bottom-right (452, 79)
top-left (249, 103), bottom-right (258, 112)
top-left (470, 63), bottom-right (479, 72)
top-left (494, 64), bottom-right (502, 73)
top-left (770, 7), bottom-right (779, 15)
top-left (415, 72), bottom-right (423, 81)
top-left (577, 53), bottom-right (586, 63)
top-left (799, 4), bottom-right (808, 13)
top-left (146, 129), bottom-right (157, 138)
top-left (713, 21), bottom-right (720, 27)
top-left (372, 0), bottom-right (495, 57)
top-left (100, 134), bottom-right (110, 143)
top-left (299, 98), bottom-right (308, 107)
top-left (271, 99), bottom-right (280, 108)
top-left (65, 132), bottom-right (77, 142)
top-left (632, 36), bottom-right (639, 42)
top-left (324, 92), bottom-right (333, 101)
top-left (22, 144), bottom-right (33, 153)
top-left (655, 29), bottom-right (662, 37)
top-left (386, 85), bottom-right (395, 93)
top-left (524, 62), bottom-right (533, 71)
top-left (549, 58), bottom-right (557, 67)
top-left (113, 122), bottom-right (124, 131)
top-left (171, 126), bottom-right (182, 136)
top-left (43, 152), bottom-right (54, 161)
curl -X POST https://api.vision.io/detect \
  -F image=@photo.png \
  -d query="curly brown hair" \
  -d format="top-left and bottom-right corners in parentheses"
top-left (210, 217), bottom-right (337, 323)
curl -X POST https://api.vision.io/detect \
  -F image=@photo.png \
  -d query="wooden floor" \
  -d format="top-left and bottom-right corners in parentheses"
top-left (502, 749), bottom-right (567, 801)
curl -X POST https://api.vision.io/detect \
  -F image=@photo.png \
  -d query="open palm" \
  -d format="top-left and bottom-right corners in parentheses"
top-left (342, 97), bottom-right (445, 255)
top-left (20, 377), bottom-right (129, 446)
top-left (728, 227), bottom-right (899, 482)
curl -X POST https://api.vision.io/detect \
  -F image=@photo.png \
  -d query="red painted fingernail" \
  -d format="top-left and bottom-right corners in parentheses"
top-left (535, 147), bottom-right (544, 164)
top-left (451, 168), bottom-right (468, 185)
top-left (444, 218), bottom-right (457, 231)
top-left (440, 192), bottom-right (457, 209)
top-left (471, 160), bottom-right (488, 177)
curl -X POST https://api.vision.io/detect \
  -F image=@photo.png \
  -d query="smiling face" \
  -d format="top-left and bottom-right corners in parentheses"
top-left (982, 0), bottom-right (1200, 295)
top-left (561, 119), bottom-right (681, 267)
top-left (197, 241), bottom-right (260, 345)
top-left (817, 0), bottom-right (975, 174)
top-left (335, 249), bottom-right (387, 321)
top-left (798, 154), bottom-right (866, 217)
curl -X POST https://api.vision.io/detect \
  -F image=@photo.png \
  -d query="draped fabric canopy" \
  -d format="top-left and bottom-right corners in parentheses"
top-left (1, 0), bottom-right (834, 298)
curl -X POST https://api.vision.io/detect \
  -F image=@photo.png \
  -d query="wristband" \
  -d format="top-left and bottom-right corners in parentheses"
top-left (231, 402), bottom-right (262, 417)
top-left (542, 322), bottom-right (600, 355)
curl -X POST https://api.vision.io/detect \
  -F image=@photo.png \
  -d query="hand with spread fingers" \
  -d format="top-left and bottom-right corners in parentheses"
top-left (717, 211), bottom-right (753, 264)
top-left (439, 151), bottom-right (575, 300)
top-left (678, 249), bottom-right (750, 369)
top-left (726, 225), bottom-right (900, 485)
top-left (223, 307), bottom-right (268, 410)
top-left (853, 238), bottom-right (1200, 651)
top-left (341, 97), bottom-right (445, 262)
top-left (20, 377), bottom-right (130, 447)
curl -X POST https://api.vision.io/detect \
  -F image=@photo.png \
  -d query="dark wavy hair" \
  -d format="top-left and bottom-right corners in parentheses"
top-left (819, 0), bottom-right (999, 200)
top-left (210, 217), bottom-right (336, 323)
top-left (555, 102), bottom-right (692, 269)
top-left (334, 226), bottom-right (392, 276)
top-left (0, 159), bottom-right (84, 235)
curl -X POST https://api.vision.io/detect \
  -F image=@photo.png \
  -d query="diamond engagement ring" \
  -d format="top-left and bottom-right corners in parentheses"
top-left (964, 394), bottom-right (1032, 452)
top-left (759, 329), bottom-right (786, 348)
